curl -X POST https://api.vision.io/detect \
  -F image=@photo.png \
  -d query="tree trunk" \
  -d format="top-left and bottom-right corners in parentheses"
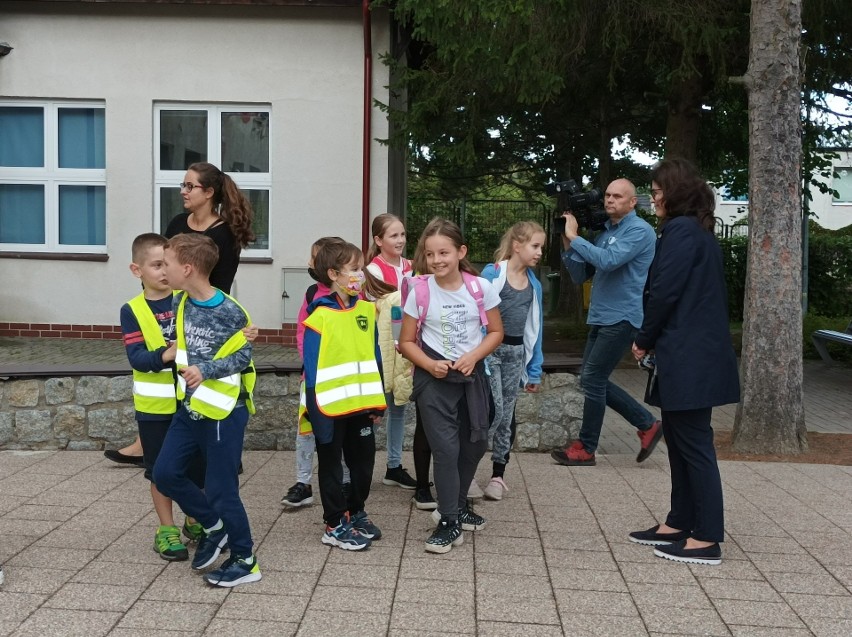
top-left (732, 0), bottom-right (807, 453)
top-left (664, 73), bottom-right (704, 162)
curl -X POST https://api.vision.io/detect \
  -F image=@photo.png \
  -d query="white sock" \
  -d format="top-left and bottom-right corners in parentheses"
top-left (204, 519), bottom-right (224, 534)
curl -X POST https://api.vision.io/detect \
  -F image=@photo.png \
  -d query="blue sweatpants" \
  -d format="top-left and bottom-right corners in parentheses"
top-left (153, 405), bottom-right (253, 557)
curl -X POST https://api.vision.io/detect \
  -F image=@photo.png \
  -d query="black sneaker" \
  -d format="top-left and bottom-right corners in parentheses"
top-left (281, 482), bottom-right (314, 508)
top-left (191, 526), bottom-right (229, 570)
top-left (654, 540), bottom-right (722, 565)
top-left (383, 465), bottom-right (417, 489)
top-left (628, 524), bottom-right (691, 546)
top-left (432, 502), bottom-right (487, 531)
top-left (411, 486), bottom-right (438, 511)
top-left (425, 517), bottom-right (463, 554)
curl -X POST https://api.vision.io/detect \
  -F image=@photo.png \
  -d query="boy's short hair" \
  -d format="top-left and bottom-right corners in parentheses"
top-left (313, 241), bottom-right (363, 286)
top-left (132, 233), bottom-right (168, 264)
top-left (165, 234), bottom-right (219, 277)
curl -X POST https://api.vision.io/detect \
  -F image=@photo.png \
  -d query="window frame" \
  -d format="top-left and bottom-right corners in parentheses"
top-left (832, 166), bottom-right (852, 204)
top-left (0, 100), bottom-right (107, 254)
top-left (153, 103), bottom-right (272, 257)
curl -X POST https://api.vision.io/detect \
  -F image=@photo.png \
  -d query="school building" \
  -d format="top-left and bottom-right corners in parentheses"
top-left (0, 0), bottom-right (404, 343)
top-left (715, 149), bottom-right (852, 231)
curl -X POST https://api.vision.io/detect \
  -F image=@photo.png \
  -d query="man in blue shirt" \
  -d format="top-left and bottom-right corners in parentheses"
top-left (551, 178), bottom-right (663, 466)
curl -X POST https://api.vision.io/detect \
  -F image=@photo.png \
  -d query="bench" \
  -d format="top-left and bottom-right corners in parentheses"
top-left (811, 319), bottom-right (852, 362)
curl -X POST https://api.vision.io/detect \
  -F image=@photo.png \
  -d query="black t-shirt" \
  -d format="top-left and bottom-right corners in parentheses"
top-left (165, 213), bottom-right (240, 294)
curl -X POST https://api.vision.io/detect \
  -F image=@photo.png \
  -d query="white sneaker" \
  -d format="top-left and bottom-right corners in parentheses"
top-left (467, 479), bottom-right (484, 500)
top-left (483, 477), bottom-right (508, 501)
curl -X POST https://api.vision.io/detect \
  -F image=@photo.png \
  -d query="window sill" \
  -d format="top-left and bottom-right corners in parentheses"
top-left (240, 257), bottom-right (273, 264)
top-left (0, 252), bottom-right (109, 262)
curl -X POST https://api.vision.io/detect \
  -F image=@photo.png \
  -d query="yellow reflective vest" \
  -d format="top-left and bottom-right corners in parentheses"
top-left (303, 298), bottom-right (386, 417)
top-left (127, 293), bottom-right (177, 416)
top-left (174, 293), bottom-right (256, 420)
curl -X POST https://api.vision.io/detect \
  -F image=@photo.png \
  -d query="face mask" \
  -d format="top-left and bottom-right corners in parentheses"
top-left (340, 271), bottom-right (365, 296)
top-left (308, 267), bottom-right (320, 282)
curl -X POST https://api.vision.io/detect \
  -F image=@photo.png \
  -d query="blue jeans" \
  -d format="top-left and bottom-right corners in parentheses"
top-left (384, 392), bottom-right (407, 468)
top-left (153, 405), bottom-right (253, 557)
top-left (578, 322), bottom-right (655, 453)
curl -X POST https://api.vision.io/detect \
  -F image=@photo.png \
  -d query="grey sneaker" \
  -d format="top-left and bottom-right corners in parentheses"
top-left (467, 478), bottom-right (484, 500)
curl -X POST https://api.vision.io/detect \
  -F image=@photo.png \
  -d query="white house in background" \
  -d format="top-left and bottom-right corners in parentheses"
top-left (715, 150), bottom-right (852, 231)
top-left (0, 0), bottom-right (403, 344)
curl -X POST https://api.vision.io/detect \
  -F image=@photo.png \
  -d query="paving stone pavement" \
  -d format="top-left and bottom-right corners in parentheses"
top-left (1, 338), bottom-right (851, 635)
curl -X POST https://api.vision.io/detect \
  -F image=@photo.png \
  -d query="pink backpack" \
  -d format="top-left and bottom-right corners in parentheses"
top-left (400, 272), bottom-right (489, 344)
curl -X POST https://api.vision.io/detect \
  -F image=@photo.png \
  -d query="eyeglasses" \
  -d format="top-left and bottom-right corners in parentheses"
top-left (179, 182), bottom-right (205, 192)
top-left (650, 189), bottom-right (662, 198)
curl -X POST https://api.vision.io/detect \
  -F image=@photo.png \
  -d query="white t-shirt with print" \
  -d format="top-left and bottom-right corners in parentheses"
top-left (403, 275), bottom-right (500, 361)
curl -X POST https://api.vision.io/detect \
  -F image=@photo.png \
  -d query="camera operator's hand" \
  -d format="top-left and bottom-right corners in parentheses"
top-left (561, 212), bottom-right (579, 248)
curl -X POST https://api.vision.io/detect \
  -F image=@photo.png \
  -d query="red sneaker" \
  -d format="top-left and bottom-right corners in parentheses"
top-left (636, 420), bottom-right (663, 463)
top-left (550, 441), bottom-right (596, 466)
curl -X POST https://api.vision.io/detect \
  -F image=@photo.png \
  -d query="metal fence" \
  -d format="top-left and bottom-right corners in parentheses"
top-left (405, 198), bottom-right (550, 264)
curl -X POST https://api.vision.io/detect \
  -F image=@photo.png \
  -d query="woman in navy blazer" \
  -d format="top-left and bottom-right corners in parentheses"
top-left (629, 158), bottom-right (740, 566)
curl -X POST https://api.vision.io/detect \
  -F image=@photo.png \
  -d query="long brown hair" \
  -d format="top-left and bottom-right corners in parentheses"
top-left (415, 217), bottom-right (478, 276)
top-left (366, 213), bottom-right (405, 263)
top-left (188, 162), bottom-right (256, 249)
top-left (363, 269), bottom-right (397, 300)
top-left (649, 158), bottom-right (716, 231)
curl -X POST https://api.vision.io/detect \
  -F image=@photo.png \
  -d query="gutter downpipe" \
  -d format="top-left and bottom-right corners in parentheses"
top-left (361, 0), bottom-right (372, 254)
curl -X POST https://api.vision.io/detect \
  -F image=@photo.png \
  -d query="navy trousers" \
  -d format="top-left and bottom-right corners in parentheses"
top-left (662, 407), bottom-right (725, 543)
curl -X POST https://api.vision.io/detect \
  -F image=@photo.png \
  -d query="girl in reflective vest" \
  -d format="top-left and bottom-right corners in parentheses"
top-left (303, 241), bottom-right (386, 551)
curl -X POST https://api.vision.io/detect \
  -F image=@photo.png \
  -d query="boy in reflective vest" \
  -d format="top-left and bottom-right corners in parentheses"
top-left (153, 233), bottom-right (260, 588)
top-left (120, 233), bottom-right (206, 563)
top-left (303, 241), bottom-right (387, 550)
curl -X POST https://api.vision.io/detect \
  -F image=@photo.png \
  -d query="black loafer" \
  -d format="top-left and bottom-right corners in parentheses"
top-left (654, 540), bottom-right (722, 565)
top-left (628, 524), bottom-right (691, 546)
top-left (104, 449), bottom-right (145, 468)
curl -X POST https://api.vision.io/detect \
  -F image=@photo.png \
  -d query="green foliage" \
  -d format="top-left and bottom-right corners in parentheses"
top-left (720, 233), bottom-right (852, 322)
top-left (806, 234), bottom-right (852, 317)
top-left (803, 314), bottom-right (852, 361)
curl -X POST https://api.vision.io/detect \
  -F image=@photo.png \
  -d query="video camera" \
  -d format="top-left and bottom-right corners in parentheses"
top-left (546, 179), bottom-right (607, 233)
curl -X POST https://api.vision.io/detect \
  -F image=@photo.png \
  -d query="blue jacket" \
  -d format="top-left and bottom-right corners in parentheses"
top-left (561, 211), bottom-right (655, 328)
top-left (480, 260), bottom-right (544, 385)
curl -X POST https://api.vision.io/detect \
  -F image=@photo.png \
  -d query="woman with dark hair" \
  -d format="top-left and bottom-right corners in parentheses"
top-left (628, 158), bottom-right (740, 566)
top-left (166, 162), bottom-right (255, 294)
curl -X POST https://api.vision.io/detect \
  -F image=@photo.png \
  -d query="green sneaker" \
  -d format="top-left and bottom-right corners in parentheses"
top-left (182, 519), bottom-right (204, 543)
top-left (154, 525), bottom-right (188, 561)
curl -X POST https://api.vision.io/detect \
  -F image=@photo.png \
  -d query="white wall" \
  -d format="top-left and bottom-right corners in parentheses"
top-left (715, 150), bottom-right (852, 231)
top-left (0, 1), bottom-right (390, 328)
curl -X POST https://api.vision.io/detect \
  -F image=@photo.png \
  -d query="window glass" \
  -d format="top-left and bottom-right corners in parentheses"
top-left (0, 107), bottom-right (44, 167)
top-left (160, 110), bottom-right (207, 170)
top-left (221, 112), bottom-right (269, 173)
top-left (245, 189), bottom-right (270, 250)
top-left (159, 187), bottom-right (185, 233)
top-left (58, 108), bottom-right (105, 169)
top-left (833, 167), bottom-right (852, 203)
top-left (0, 184), bottom-right (45, 243)
top-left (59, 185), bottom-right (106, 245)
